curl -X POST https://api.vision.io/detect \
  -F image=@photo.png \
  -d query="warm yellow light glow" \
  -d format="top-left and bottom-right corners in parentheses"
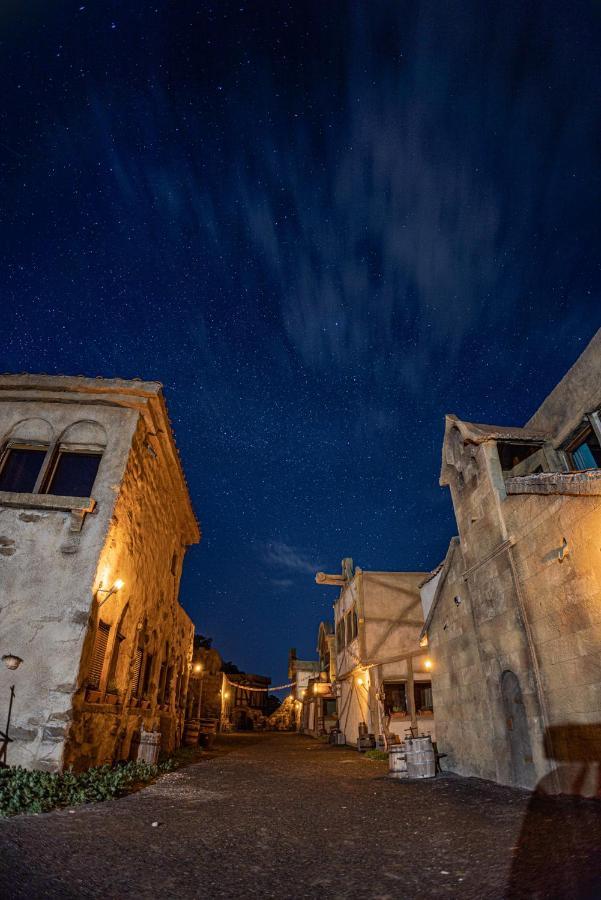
top-left (301, 689), bottom-right (305, 697)
top-left (114, 579), bottom-right (124, 590)
top-left (193, 662), bottom-right (203, 674)
top-left (223, 691), bottom-right (229, 699)
top-left (356, 677), bottom-right (364, 686)
top-left (424, 658), bottom-right (433, 670)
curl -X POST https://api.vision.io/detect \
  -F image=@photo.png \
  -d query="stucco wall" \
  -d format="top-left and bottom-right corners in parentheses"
top-left (436, 436), bottom-right (549, 789)
top-left (527, 327), bottom-right (601, 443)
top-left (334, 571), bottom-right (432, 745)
top-left (433, 327), bottom-right (601, 794)
top-left (0, 399), bottom-right (137, 771)
top-left (423, 542), bottom-right (498, 780)
top-left (504, 490), bottom-right (601, 795)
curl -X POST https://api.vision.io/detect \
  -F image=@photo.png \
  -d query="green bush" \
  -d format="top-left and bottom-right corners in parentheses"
top-left (0, 758), bottom-right (174, 817)
top-left (364, 749), bottom-right (389, 762)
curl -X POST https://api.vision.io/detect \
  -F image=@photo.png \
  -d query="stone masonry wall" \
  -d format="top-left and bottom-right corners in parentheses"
top-left (65, 413), bottom-right (195, 770)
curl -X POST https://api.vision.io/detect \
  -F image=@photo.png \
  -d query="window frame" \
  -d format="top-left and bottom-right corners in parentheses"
top-left (414, 680), bottom-right (434, 716)
top-left (564, 420), bottom-right (601, 472)
top-left (42, 442), bottom-right (104, 498)
top-left (383, 680), bottom-right (408, 717)
top-left (0, 436), bottom-right (104, 499)
top-left (0, 440), bottom-right (50, 494)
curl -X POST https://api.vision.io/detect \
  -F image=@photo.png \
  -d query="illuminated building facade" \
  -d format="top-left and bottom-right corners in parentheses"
top-left (316, 560), bottom-right (433, 747)
top-left (0, 374), bottom-right (199, 771)
top-left (422, 328), bottom-right (601, 795)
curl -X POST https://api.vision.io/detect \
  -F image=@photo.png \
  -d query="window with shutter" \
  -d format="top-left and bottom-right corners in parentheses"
top-left (132, 647), bottom-right (143, 697)
top-left (142, 653), bottom-right (154, 697)
top-left (107, 633), bottom-right (125, 691)
top-left (88, 621), bottom-right (110, 688)
top-left (164, 666), bottom-right (174, 705)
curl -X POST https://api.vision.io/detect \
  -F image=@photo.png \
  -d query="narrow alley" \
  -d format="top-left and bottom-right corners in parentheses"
top-left (1, 733), bottom-right (600, 900)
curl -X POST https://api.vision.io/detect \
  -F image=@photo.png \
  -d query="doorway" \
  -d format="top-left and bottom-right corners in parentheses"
top-left (501, 670), bottom-right (536, 788)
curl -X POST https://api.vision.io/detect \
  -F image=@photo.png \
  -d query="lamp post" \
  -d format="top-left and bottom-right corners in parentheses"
top-left (193, 662), bottom-right (204, 719)
top-left (0, 654), bottom-right (23, 768)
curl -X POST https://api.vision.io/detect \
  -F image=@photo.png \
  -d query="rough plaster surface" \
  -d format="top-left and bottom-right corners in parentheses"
top-left (0, 377), bottom-right (198, 771)
top-left (429, 330), bottom-right (601, 795)
top-left (334, 570), bottom-right (432, 745)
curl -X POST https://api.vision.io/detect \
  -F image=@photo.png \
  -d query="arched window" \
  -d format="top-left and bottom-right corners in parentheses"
top-left (44, 420), bottom-right (107, 497)
top-left (0, 418), bottom-right (54, 493)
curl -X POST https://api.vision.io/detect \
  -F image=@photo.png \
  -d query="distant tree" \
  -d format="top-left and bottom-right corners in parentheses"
top-left (221, 661), bottom-right (242, 675)
top-left (194, 634), bottom-right (213, 650)
top-left (265, 694), bottom-right (281, 715)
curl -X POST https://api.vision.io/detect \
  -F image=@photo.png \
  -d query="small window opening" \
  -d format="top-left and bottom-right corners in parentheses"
top-left (497, 441), bottom-right (544, 473)
top-left (323, 699), bottom-right (337, 717)
top-left (383, 682), bottom-right (407, 716)
top-left (0, 445), bottom-right (47, 493)
top-left (414, 680), bottom-right (433, 715)
top-left (45, 450), bottom-right (102, 497)
top-left (566, 426), bottom-right (601, 471)
top-left (141, 653), bottom-right (154, 698)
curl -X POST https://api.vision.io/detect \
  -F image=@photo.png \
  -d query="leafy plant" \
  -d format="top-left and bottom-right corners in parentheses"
top-left (0, 758), bottom-right (174, 817)
top-left (364, 749), bottom-right (389, 762)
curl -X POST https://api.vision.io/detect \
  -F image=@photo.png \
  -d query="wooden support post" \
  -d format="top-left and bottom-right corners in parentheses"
top-left (407, 657), bottom-right (417, 735)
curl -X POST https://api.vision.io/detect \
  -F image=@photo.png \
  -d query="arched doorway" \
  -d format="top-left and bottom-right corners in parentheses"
top-left (501, 670), bottom-right (536, 788)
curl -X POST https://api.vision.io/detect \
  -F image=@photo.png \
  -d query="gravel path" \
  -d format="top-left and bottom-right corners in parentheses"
top-left (0, 732), bottom-right (600, 899)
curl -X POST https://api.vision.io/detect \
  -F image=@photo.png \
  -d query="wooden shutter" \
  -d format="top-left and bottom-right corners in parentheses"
top-left (132, 647), bottom-right (143, 696)
top-left (88, 621), bottom-right (110, 688)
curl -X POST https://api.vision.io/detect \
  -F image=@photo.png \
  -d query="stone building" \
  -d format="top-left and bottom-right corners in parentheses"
top-left (422, 327), bottom-right (601, 795)
top-left (316, 559), bottom-right (433, 747)
top-left (186, 641), bottom-right (224, 724)
top-left (301, 622), bottom-right (338, 738)
top-left (288, 648), bottom-right (320, 731)
top-left (0, 374), bottom-right (199, 771)
top-left (220, 672), bottom-right (272, 730)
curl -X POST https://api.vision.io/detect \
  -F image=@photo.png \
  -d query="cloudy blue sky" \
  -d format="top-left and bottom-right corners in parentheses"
top-left (2, 1), bottom-right (600, 683)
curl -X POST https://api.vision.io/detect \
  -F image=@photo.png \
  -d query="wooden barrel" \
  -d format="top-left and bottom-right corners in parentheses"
top-left (405, 735), bottom-right (436, 779)
top-left (184, 719), bottom-right (200, 746)
top-left (388, 743), bottom-right (408, 778)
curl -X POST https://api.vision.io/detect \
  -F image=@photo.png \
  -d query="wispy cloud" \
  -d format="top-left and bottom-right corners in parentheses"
top-left (270, 577), bottom-right (294, 590)
top-left (264, 541), bottom-right (320, 575)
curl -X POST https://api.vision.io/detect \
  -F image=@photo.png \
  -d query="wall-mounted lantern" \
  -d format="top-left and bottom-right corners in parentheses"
top-left (96, 579), bottom-right (125, 607)
top-left (0, 653), bottom-right (24, 767)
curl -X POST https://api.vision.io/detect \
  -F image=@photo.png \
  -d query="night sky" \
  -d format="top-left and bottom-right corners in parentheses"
top-left (2, 2), bottom-right (600, 686)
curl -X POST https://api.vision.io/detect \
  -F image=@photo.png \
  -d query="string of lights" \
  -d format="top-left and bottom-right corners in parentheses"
top-left (222, 676), bottom-right (297, 693)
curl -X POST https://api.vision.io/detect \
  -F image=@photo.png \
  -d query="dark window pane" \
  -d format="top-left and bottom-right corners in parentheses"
top-left (384, 682), bottom-right (407, 715)
top-left (571, 431), bottom-right (601, 470)
top-left (46, 452), bottom-right (101, 497)
top-left (414, 681), bottom-right (433, 714)
top-left (0, 448), bottom-right (46, 493)
top-left (323, 699), bottom-right (337, 717)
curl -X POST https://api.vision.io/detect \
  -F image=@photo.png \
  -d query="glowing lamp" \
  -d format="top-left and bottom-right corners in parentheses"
top-left (96, 579), bottom-right (125, 606)
top-left (424, 658), bottom-right (432, 670)
top-left (356, 677), bottom-right (364, 686)
top-left (193, 662), bottom-right (203, 674)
